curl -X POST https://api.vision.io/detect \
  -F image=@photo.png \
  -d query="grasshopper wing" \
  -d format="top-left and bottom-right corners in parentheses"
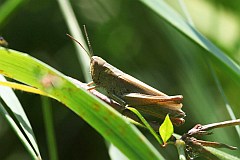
top-left (122, 93), bottom-right (185, 118)
top-left (122, 93), bottom-right (183, 110)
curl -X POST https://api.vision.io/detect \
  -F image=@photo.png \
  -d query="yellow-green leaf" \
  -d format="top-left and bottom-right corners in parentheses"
top-left (159, 114), bottom-right (174, 144)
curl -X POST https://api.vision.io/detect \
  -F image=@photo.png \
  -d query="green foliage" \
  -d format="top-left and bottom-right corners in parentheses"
top-left (0, 75), bottom-right (41, 159)
top-left (159, 114), bottom-right (173, 144)
top-left (127, 106), bottom-right (163, 145)
top-left (0, 0), bottom-right (240, 159)
top-left (204, 147), bottom-right (240, 160)
top-left (0, 48), bottom-right (163, 160)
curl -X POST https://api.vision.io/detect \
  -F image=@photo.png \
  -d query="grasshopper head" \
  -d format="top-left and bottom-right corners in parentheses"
top-left (91, 56), bottom-right (106, 67)
top-left (90, 56), bottom-right (123, 87)
top-left (90, 56), bottom-right (107, 85)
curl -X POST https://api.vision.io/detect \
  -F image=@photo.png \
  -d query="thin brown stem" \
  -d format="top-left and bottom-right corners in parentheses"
top-left (188, 119), bottom-right (240, 136)
top-left (200, 119), bottom-right (240, 131)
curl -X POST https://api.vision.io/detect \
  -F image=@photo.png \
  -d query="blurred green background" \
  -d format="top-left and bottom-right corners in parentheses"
top-left (0, 0), bottom-right (240, 159)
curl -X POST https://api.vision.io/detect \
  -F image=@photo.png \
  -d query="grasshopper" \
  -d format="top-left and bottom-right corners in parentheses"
top-left (67, 31), bottom-right (185, 125)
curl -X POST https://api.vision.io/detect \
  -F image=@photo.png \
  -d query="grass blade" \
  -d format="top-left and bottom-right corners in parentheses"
top-left (57, 0), bottom-right (91, 82)
top-left (42, 97), bottom-right (58, 160)
top-left (0, 48), bottom-right (164, 160)
top-left (127, 107), bottom-right (163, 145)
top-left (0, 102), bottom-right (39, 159)
top-left (139, 0), bottom-right (240, 84)
top-left (207, 60), bottom-right (240, 138)
top-left (0, 0), bottom-right (28, 26)
top-left (0, 75), bottom-right (41, 159)
top-left (204, 147), bottom-right (240, 160)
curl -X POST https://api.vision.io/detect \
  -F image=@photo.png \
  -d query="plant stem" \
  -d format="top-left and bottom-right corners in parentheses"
top-left (42, 97), bottom-right (58, 160)
top-left (175, 139), bottom-right (186, 160)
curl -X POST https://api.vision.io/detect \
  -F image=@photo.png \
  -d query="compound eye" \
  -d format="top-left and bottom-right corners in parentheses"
top-left (91, 56), bottom-right (106, 67)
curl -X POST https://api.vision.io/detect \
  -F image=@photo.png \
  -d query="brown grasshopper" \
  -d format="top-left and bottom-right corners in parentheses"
top-left (67, 32), bottom-right (185, 125)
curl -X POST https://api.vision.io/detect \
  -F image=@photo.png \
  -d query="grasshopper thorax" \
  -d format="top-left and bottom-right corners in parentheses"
top-left (90, 56), bottom-right (125, 92)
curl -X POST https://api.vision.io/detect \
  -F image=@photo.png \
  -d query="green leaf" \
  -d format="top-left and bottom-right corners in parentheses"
top-left (0, 75), bottom-right (41, 159)
top-left (0, 102), bottom-right (40, 160)
top-left (127, 106), bottom-right (163, 145)
top-left (204, 147), bottom-right (240, 160)
top-left (57, 0), bottom-right (91, 82)
top-left (0, 48), bottom-right (164, 160)
top-left (159, 114), bottom-right (174, 144)
top-left (41, 97), bottom-right (58, 160)
top-left (139, 0), bottom-right (240, 85)
top-left (0, 0), bottom-right (27, 26)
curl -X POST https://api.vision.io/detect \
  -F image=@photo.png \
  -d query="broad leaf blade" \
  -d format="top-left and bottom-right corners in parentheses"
top-left (0, 48), bottom-right (164, 160)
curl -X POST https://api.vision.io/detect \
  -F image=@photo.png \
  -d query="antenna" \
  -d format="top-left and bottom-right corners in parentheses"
top-left (83, 25), bottom-right (94, 57)
top-left (66, 33), bottom-right (92, 58)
